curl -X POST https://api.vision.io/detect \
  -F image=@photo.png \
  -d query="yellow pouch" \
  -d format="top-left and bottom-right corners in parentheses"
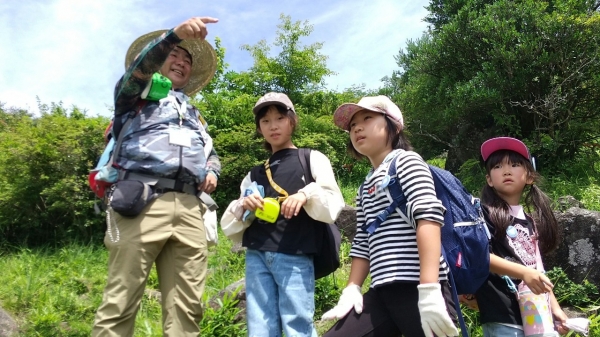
top-left (255, 198), bottom-right (280, 223)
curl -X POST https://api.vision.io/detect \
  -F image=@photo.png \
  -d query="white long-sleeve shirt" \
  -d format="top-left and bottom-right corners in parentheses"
top-left (221, 149), bottom-right (344, 244)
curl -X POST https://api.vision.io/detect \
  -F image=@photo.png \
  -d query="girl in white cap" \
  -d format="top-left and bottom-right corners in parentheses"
top-left (322, 96), bottom-right (459, 337)
top-left (474, 137), bottom-right (568, 336)
top-left (220, 92), bottom-right (344, 337)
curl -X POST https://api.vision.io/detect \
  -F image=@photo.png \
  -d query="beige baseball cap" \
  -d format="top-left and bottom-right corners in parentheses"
top-left (253, 92), bottom-right (296, 115)
top-left (333, 95), bottom-right (404, 130)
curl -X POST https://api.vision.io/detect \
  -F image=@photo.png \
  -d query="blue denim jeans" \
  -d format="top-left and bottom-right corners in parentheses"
top-left (482, 323), bottom-right (525, 337)
top-left (245, 249), bottom-right (317, 337)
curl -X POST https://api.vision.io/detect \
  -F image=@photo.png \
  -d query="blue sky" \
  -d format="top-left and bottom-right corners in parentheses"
top-left (0, 0), bottom-right (430, 116)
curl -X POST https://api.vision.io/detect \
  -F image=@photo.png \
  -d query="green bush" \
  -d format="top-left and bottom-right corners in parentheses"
top-left (0, 104), bottom-right (107, 246)
top-left (547, 267), bottom-right (600, 307)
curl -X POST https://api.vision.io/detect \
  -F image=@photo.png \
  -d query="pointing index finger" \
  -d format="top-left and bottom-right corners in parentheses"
top-left (198, 17), bottom-right (219, 24)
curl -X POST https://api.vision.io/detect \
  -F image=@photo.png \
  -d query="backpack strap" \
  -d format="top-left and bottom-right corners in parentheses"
top-left (110, 100), bottom-right (147, 143)
top-left (250, 165), bottom-right (261, 183)
top-left (298, 148), bottom-right (313, 184)
top-left (107, 100), bottom-right (147, 169)
top-left (360, 152), bottom-right (407, 234)
top-left (103, 121), bottom-right (114, 144)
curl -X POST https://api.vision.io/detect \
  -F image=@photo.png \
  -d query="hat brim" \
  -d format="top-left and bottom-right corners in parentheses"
top-left (252, 101), bottom-right (293, 115)
top-left (481, 137), bottom-right (530, 161)
top-left (333, 103), bottom-right (385, 130)
top-left (125, 30), bottom-right (217, 97)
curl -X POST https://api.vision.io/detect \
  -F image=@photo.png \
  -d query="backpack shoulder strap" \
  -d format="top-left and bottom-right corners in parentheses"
top-left (108, 100), bottom-right (147, 168)
top-left (250, 164), bottom-right (262, 183)
top-left (386, 155), bottom-right (404, 208)
top-left (103, 121), bottom-right (114, 144)
top-left (360, 152), bottom-right (408, 234)
top-left (298, 148), bottom-right (313, 185)
top-left (111, 100), bottom-right (146, 142)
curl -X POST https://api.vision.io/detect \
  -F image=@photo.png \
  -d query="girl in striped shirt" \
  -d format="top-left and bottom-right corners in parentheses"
top-left (322, 96), bottom-right (458, 337)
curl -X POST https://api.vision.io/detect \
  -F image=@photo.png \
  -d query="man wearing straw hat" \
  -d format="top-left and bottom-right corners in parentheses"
top-left (92, 17), bottom-right (220, 336)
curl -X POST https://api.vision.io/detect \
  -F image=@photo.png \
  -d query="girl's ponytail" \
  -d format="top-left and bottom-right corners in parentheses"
top-left (524, 184), bottom-right (560, 255)
top-left (481, 184), bottom-right (512, 240)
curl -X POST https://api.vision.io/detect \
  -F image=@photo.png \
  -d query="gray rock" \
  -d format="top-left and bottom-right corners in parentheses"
top-left (336, 206), bottom-right (357, 242)
top-left (231, 241), bottom-right (246, 254)
top-left (556, 195), bottom-right (584, 212)
top-left (145, 288), bottom-right (161, 302)
top-left (562, 306), bottom-right (591, 318)
top-left (0, 307), bottom-right (17, 337)
top-left (208, 278), bottom-right (246, 323)
top-left (545, 207), bottom-right (600, 285)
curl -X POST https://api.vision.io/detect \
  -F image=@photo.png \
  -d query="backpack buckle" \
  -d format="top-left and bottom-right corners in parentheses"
top-left (361, 210), bottom-right (391, 234)
top-left (376, 209), bottom-right (390, 223)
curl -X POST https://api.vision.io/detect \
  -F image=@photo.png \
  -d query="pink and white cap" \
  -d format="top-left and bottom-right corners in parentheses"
top-left (253, 92), bottom-right (296, 115)
top-left (333, 95), bottom-right (404, 130)
top-left (481, 137), bottom-right (531, 162)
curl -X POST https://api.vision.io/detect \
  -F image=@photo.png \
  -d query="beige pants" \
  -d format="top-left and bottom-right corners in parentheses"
top-left (92, 192), bottom-right (207, 337)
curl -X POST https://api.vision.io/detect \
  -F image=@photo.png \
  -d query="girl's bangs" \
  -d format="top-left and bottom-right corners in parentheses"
top-left (485, 150), bottom-right (530, 169)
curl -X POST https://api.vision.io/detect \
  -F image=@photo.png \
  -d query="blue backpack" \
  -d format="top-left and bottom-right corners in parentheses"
top-left (360, 153), bottom-right (491, 337)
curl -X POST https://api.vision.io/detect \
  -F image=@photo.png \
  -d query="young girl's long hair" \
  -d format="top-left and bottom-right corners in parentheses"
top-left (347, 117), bottom-right (413, 160)
top-left (254, 105), bottom-right (298, 153)
top-left (481, 150), bottom-right (559, 255)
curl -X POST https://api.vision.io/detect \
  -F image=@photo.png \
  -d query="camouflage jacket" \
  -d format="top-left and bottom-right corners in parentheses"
top-left (113, 29), bottom-right (220, 185)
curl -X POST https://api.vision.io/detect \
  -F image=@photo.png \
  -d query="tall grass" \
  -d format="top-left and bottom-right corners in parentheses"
top-left (1, 240), bottom-right (597, 336)
top-left (0, 245), bottom-right (108, 336)
top-left (1, 156), bottom-right (599, 336)
top-left (0, 236), bottom-right (247, 336)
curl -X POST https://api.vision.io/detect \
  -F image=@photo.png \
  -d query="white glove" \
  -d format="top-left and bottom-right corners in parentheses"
top-left (417, 283), bottom-right (459, 337)
top-left (321, 284), bottom-right (363, 320)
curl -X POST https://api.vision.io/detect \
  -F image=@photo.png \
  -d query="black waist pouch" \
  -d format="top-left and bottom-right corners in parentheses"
top-left (109, 180), bottom-right (155, 217)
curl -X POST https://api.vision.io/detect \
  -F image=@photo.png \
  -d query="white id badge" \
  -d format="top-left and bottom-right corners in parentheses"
top-left (168, 125), bottom-right (192, 148)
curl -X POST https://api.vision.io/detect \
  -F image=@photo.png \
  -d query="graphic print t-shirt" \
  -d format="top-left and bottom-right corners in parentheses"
top-left (476, 205), bottom-right (538, 325)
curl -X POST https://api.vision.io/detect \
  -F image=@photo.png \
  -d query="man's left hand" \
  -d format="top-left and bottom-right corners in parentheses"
top-left (199, 173), bottom-right (217, 194)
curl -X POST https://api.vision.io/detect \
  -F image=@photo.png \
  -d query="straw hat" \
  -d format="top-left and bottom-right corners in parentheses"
top-left (124, 30), bottom-right (217, 97)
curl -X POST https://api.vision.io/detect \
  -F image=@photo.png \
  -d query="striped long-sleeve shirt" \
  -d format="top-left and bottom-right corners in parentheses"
top-left (351, 149), bottom-right (449, 287)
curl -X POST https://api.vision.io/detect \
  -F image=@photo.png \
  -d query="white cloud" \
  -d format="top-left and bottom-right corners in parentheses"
top-left (1, 0), bottom-right (428, 116)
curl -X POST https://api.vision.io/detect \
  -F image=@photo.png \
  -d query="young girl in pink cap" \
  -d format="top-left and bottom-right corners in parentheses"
top-left (322, 96), bottom-right (458, 337)
top-left (475, 137), bottom-right (569, 336)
